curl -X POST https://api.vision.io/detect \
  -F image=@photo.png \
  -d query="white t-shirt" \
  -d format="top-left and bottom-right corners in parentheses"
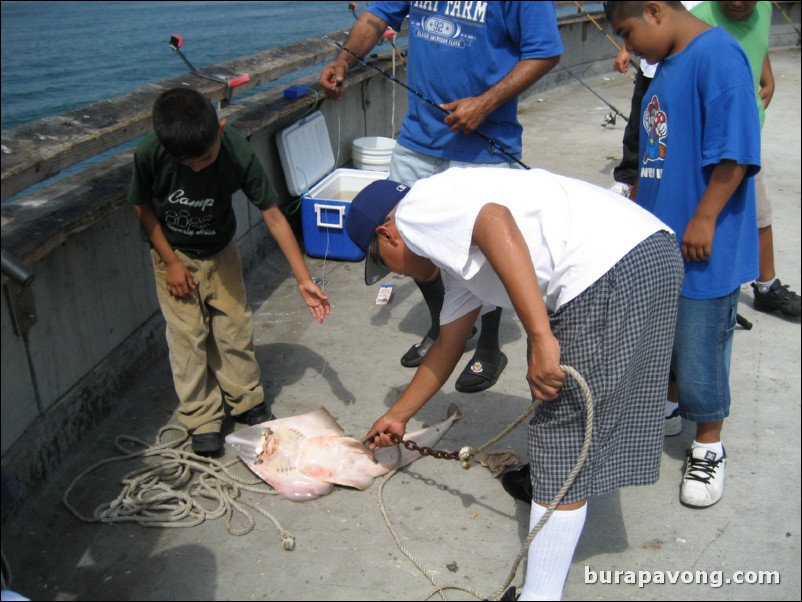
top-left (395, 168), bottom-right (671, 324)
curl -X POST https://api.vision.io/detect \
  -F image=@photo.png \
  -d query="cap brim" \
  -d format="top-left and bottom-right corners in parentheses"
top-left (364, 252), bottom-right (390, 286)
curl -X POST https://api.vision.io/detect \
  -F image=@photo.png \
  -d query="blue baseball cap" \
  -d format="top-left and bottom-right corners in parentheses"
top-left (345, 179), bottom-right (410, 285)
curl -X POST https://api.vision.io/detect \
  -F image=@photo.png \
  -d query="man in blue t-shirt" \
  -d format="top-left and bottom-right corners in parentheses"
top-left (320, 1), bottom-right (562, 393)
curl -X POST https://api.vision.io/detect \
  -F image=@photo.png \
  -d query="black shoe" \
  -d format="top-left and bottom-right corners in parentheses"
top-left (235, 402), bottom-right (275, 426)
top-left (752, 279), bottom-right (801, 317)
top-left (191, 432), bottom-right (223, 457)
top-left (400, 336), bottom-right (435, 368)
top-left (501, 464), bottom-right (532, 504)
top-left (483, 586), bottom-right (518, 601)
top-left (401, 327), bottom-right (478, 368)
top-left (455, 351), bottom-right (507, 393)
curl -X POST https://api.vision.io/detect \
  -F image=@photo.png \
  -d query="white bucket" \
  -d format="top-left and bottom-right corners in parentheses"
top-left (352, 136), bottom-right (395, 171)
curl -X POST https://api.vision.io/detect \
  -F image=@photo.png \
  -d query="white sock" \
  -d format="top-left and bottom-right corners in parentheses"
top-left (665, 400), bottom-right (679, 418)
top-left (755, 278), bottom-right (777, 292)
top-left (692, 440), bottom-right (724, 457)
top-left (519, 502), bottom-right (587, 601)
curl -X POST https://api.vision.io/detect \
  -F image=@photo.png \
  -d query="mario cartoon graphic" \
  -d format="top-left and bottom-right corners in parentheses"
top-left (643, 95), bottom-right (667, 162)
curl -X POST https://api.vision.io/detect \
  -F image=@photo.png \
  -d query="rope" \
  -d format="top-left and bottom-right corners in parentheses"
top-left (376, 365), bottom-right (593, 601)
top-left (456, 400), bottom-right (540, 469)
top-left (487, 365), bottom-right (592, 600)
top-left (62, 425), bottom-right (295, 551)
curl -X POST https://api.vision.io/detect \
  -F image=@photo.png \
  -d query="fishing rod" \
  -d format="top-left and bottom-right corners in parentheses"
top-left (322, 36), bottom-right (530, 169)
top-left (573, 1), bottom-right (640, 71)
top-left (771, 1), bottom-right (802, 44)
top-left (169, 35), bottom-right (250, 88)
top-left (574, 1), bottom-right (622, 51)
top-left (559, 64), bottom-right (629, 125)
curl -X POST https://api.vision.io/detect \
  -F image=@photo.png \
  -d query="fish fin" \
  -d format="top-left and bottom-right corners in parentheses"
top-left (225, 426), bottom-right (268, 464)
top-left (447, 403), bottom-right (463, 422)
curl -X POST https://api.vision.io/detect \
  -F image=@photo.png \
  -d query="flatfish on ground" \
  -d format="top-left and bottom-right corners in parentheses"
top-left (226, 404), bottom-right (463, 502)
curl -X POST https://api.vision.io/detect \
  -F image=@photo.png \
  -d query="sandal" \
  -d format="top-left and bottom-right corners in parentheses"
top-left (455, 351), bottom-right (507, 393)
top-left (400, 336), bottom-right (435, 367)
top-left (401, 327), bottom-right (478, 368)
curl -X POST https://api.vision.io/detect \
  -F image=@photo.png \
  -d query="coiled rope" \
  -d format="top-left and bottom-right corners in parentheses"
top-left (62, 425), bottom-right (295, 551)
top-left (376, 365), bottom-right (593, 601)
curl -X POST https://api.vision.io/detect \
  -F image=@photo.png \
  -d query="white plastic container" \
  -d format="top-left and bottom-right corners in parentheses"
top-left (352, 136), bottom-right (396, 171)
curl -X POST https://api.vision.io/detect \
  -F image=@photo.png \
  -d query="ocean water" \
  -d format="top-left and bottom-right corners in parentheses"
top-left (1, 1), bottom-right (362, 130)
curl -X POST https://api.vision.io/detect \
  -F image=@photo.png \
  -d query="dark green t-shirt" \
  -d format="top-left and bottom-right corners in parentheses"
top-left (128, 126), bottom-right (278, 258)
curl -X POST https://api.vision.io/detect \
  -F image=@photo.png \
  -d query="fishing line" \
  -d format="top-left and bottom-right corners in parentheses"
top-left (322, 36), bottom-right (530, 169)
top-left (559, 64), bottom-right (629, 124)
top-left (286, 164), bottom-right (330, 377)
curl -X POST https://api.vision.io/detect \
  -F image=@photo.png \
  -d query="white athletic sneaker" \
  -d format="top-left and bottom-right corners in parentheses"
top-left (608, 181), bottom-right (632, 197)
top-left (665, 407), bottom-right (682, 437)
top-left (680, 446), bottom-right (726, 508)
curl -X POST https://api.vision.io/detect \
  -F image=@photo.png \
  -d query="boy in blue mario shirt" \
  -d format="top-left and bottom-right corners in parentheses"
top-left (606, 1), bottom-right (761, 508)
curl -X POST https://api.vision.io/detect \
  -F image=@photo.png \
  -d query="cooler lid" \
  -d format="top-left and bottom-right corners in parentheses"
top-left (276, 111), bottom-right (335, 197)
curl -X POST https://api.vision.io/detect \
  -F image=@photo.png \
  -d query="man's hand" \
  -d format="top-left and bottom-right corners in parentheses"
top-left (441, 96), bottom-right (492, 134)
top-left (613, 46), bottom-right (631, 74)
top-left (319, 59), bottom-right (350, 100)
top-left (527, 332), bottom-right (564, 401)
top-left (364, 412), bottom-right (408, 449)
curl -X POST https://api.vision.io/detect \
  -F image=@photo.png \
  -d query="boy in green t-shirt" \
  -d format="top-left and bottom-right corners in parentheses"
top-left (129, 88), bottom-right (330, 456)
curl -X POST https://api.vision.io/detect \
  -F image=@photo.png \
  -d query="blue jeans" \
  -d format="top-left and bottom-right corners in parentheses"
top-left (672, 288), bottom-right (740, 423)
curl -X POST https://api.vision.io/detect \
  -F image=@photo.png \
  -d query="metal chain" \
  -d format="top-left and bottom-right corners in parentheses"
top-left (398, 438), bottom-right (461, 461)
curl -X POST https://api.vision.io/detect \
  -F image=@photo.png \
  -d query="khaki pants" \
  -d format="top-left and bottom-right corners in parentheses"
top-left (151, 242), bottom-right (264, 434)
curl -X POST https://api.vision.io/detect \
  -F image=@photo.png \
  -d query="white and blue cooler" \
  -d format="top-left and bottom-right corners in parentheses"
top-left (277, 112), bottom-right (389, 261)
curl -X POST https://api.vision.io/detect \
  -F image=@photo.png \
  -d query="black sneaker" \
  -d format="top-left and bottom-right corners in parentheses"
top-left (752, 279), bottom-right (801, 317)
top-left (483, 586), bottom-right (518, 601)
top-left (234, 403), bottom-right (275, 426)
top-left (501, 464), bottom-right (532, 504)
top-left (191, 432), bottom-right (223, 457)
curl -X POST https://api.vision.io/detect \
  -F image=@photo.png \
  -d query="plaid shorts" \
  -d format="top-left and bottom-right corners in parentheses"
top-left (528, 231), bottom-right (684, 504)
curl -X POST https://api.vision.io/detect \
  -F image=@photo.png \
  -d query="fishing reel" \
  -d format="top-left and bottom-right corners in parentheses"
top-left (603, 112), bottom-right (617, 127)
